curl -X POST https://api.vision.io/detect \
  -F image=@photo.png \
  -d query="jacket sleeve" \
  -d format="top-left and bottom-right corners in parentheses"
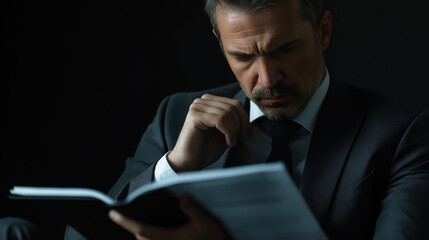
top-left (373, 109), bottom-right (429, 239)
top-left (108, 95), bottom-right (175, 199)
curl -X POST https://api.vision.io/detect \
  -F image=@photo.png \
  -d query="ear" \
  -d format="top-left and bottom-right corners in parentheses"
top-left (318, 11), bottom-right (332, 51)
top-left (212, 28), bottom-right (218, 39)
top-left (212, 29), bottom-right (225, 54)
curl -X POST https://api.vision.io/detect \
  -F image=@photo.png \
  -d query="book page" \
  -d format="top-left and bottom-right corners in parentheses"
top-left (164, 163), bottom-right (327, 240)
top-left (10, 187), bottom-right (115, 205)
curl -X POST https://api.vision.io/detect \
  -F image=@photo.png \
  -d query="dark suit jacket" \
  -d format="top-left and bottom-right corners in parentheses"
top-left (66, 80), bottom-right (429, 239)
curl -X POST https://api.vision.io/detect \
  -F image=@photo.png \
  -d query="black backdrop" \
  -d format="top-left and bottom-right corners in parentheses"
top-left (1, 0), bottom-right (429, 238)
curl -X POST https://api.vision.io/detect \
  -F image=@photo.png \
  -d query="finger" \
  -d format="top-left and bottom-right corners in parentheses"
top-left (191, 100), bottom-right (241, 145)
top-left (201, 94), bottom-right (239, 105)
top-left (109, 210), bottom-right (147, 237)
top-left (190, 107), bottom-right (238, 147)
top-left (179, 195), bottom-right (227, 240)
top-left (109, 210), bottom-right (168, 240)
top-left (196, 95), bottom-right (250, 144)
top-left (193, 98), bottom-right (241, 132)
top-left (201, 94), bottom-right (250, 135)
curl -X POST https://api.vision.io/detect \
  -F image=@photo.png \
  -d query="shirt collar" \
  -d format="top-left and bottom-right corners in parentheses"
top-left (249, 70), bottom-right (330, 133)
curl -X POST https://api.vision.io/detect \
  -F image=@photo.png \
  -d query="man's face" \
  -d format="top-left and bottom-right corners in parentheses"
top-left (215, 0), bottom-right (332, 121)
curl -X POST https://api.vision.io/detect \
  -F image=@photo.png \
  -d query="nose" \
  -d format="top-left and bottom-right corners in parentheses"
top-left (256, 56), bottom-right (282, 88)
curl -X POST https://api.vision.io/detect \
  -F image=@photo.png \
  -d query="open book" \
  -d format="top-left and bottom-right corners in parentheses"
top-left (10, 162), bottom-right (327, 240)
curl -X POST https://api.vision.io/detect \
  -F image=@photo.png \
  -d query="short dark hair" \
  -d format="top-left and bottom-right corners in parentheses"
top-left (203, 0), bottom-right (324, 37)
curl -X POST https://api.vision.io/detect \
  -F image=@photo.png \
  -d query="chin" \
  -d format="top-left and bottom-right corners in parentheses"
top-left (262, 106), bottom-right (302, 122)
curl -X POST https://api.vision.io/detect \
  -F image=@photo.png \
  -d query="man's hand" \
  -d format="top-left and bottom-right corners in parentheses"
top-left (167, 94), bottom-right (250, 172)
top-left (109, 195), bottom-right (229, 240)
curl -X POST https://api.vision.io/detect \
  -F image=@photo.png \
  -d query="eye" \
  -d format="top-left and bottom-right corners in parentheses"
top-left (234, 54), bottom-right (252, 62)
top-left (278, 43), bottom-right (298, 54)
top-left (270, 46), bottom-right (295, 59)
top-left (278, 46), bottom-right (294, 54)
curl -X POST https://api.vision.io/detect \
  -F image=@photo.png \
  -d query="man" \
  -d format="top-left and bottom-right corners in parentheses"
top-left (65, 0), bottom-right (429, 239)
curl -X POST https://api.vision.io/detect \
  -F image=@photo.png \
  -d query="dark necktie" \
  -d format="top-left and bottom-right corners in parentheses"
top-left (256, 117), bottom-right (301, 175)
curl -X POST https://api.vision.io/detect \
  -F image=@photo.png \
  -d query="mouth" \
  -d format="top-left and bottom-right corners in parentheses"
top-left (259, 95), bottom-right (293, 107)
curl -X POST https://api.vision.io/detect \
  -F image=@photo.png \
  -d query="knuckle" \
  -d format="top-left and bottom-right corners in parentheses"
top-left (225, 104), bottom-right (235, 114)
top-left (186, 113), bottom-right (198, 124)
top-left (231, 99), bottom-right (242, 107)
top-left (188, 102), bottom-right (200, 113)
top-left (189, 103), bottom-right (196, 111)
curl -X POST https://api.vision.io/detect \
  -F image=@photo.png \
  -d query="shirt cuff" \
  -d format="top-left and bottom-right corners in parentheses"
top-left (154, 151), bottom-right (179, 182)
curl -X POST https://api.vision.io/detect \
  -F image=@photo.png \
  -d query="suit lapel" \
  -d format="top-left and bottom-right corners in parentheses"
top-left (232, 89), bottom-right (248, 106)
top-left (300, 81), bottom-right (366, 223)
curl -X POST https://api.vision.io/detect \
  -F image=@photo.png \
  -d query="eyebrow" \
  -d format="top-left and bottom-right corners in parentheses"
top-left (226, 40), bottom-right (298, 57)
top-left (270, 40), bottom-right (298, 52)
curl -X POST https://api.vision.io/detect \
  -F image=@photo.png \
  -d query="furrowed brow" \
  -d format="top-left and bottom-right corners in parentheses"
top-left (226, 40), bottom-right (298, 57)
top-left (269, 40), bottom-right (298, 53)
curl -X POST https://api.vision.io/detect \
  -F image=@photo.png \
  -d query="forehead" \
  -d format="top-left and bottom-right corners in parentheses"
top-left (215, 0), bottom-right (306, 49)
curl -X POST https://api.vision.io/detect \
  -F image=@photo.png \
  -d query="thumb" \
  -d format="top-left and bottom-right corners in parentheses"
top-left (179, 195), bottom-right (208, 221)
top-left (179, 195), bottom-right (230, 240)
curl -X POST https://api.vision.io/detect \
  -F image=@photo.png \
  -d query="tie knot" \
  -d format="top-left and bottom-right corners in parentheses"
top-left (257, 117), bottom-right (301, 141)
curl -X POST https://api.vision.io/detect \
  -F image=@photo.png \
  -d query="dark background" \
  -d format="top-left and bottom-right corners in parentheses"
top-left (1, 0), bottom-right (429, 238)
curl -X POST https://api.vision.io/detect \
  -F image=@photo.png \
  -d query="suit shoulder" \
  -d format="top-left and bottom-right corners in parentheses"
top-left (346, 83), bottom-right (428, 125)
top-left (337, 82), bottom-right (425, 115)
